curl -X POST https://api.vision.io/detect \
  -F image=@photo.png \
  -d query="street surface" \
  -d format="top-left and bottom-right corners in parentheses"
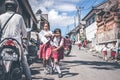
top-left (30, 45), bottom-right (120, 80)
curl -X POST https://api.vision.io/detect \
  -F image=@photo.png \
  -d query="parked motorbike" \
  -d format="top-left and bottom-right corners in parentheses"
top-left (27, 38), bottom-right (39, 64)
top-left (0, 38), bottom-right (23, 80)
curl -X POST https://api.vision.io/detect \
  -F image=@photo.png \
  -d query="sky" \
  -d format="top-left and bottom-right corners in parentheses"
top-left (28, 0), bottom-right (106, 36)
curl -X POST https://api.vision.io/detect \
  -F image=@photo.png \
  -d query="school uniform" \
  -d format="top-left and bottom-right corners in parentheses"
top-left (78, 40), bottom-right (82, 47)
top-left (51, 36), bottom-right (64, 60)
top-left (38, 30), bottom-right (52, 59)
top-left (111, 46), bottom-right (116, 57)
top-left (102, 47), bottom-right (107, 56)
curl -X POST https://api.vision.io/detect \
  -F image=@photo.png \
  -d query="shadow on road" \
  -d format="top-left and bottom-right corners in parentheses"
top-left (32, 76), bottom-right (43, 80)
top-left (31, 69), bottom-right (40, 75)
top-left (43, 78), bottom-right (54, 80)
top-left (32, 77), bottom-right (54, 80)
top-left (65, 55), bottom-right (76, 57)
top-left (62, 70), bottom-right (79, 78)
top-left (62, 60), bottom-right (120, 70)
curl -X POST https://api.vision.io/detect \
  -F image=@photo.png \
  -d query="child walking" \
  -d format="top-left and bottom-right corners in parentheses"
top-left (51, 28), bottom-right (64, 78)
top-left (38, 23), bottom-right (53, 73)
top-left (101, 44), bottom-right (108, 61)
top-left (111, 42), bottom-right (117, 62)
top-left (78, 40), bottom-right (82, 50)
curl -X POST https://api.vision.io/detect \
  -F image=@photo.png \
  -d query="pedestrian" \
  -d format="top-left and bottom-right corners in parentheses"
top-left (64, 35), bottom-right (72, 52)
top-left (101, 44), bottom-right (108, 61)
top-left (110, 42), bottom-right (117, 62)
top-left (38, 22), bottom-right (53, 74)
top-left (0, 0), bottom-right (31, 79)
top-left (78, 40), bottom-right (82, 50)
top-left (51, 28), bottom-right (64, 78)
top-left (83, 38), bottom-right (87, 48)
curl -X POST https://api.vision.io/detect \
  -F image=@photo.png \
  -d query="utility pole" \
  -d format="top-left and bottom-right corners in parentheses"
top-left (76, 6), bottom-right (84, 25)
top-left (76, 6), bottom-right (81, 25)
top-left (76, 6), bottom-right (83, 42)
top-left (74, 16), bottom-right (76, 28)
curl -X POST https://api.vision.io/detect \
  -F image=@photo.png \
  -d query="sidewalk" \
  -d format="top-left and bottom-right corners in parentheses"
top-left (86, 47), bottom-right (120, 64)
top-left (74, 44), bottom-right (120, 63)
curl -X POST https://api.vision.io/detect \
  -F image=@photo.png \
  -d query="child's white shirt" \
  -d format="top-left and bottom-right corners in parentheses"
top-left (102, 47), bottom-right (107, 51)
top-left (51, 36), bottom-right (64, 47)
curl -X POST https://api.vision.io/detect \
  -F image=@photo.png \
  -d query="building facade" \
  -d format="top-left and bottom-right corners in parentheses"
top-left (82, 9), bottom-right (97, 48)
top-left (96, 0), bottom-right (119, 51)
top-left (67, 23), bottom-right (85, 45)
top-left (31, 11), bottom-right (49, 41)
top-left (82, 1), bottom-right (108, 50)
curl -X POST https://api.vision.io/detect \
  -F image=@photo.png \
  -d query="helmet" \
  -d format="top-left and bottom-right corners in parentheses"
top-left (5, 0), bottom-right (18, 8)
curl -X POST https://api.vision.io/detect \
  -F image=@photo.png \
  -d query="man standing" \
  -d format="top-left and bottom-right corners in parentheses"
top-left (0, 0), bottom-right (31, 80)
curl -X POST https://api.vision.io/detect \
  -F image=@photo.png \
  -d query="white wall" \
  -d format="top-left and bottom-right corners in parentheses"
top-left (85, 22), bottom-right (97, 41)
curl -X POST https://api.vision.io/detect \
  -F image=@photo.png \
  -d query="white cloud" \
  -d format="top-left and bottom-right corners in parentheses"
top-left (29, 0), bottom-right (48, 14)
top-left (29, 0), bottom-right (77, 13)
top-left (43, 0), bottom-right (54, 7)
top-left (61, 12), bottom-right (67, 16)
top-left (48, 9), bottom-right (74, 28)
top-left (28, 0), bottom-right (76, 34)
top-left (54, 3), bottom-right (76, 12)
top-left (29, 0), bottom-right (75, 26)
top-left (56, 0), bottom-right (81, 3)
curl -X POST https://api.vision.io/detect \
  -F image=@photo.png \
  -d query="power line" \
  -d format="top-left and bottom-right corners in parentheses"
top-left (81, 0), bottom-right (95, 10)
top-left (81, 0), bottom-right (91, 8)
top-left (80, 0), bottom-right (89, 7)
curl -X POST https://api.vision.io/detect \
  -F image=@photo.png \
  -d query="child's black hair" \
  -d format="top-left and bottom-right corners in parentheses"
top-left (43, 22), bottom-right (50, 29)
top-left (54, 28), bottom-right (61, 34)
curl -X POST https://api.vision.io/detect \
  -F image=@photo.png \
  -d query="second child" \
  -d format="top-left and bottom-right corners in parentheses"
top-left (111, 42), bottom-right (117, 62)
top-left (51, 28), bottom-right (64, 78)
top-left (101, 44), bottom-right (108, 61)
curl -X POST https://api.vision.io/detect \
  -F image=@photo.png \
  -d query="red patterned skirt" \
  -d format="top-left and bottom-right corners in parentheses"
top-left (38, 43), bottom-right (52, 59)
top-left (51, 46), bottom-right (64, 60)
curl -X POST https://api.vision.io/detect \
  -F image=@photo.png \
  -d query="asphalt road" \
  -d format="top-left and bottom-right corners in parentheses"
top-left (30, 45), bottom-right (120, 80)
